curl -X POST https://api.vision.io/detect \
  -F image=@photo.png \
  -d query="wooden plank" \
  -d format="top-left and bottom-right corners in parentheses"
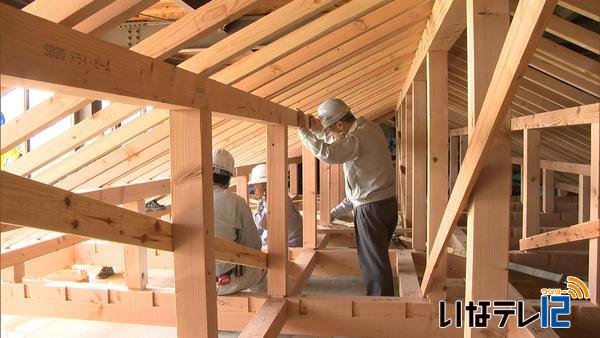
top-left (449, 136), bottom-right (459, 191)
top-left (510, 103), bottom-right (600, 130)
top-left (319, 161), bottom-right (331, 226)
top-left (519, 219), bottom-right (600, 250)
top-left (425, 50), bottom-right (448, 300)
top-left (523, 129), bottom-right (541, 239)
top-left (395, 0), bottom-right (466, 109)
top-left (0, 5), bottom-right (299, 126)
top-left (0, 94), bottom-right (88, 153)
top-left (542, 169), bottom-right (555, 213)
top-left (1, 235), bottom-right (84, 269)
top-left (506, 284), bottom-right (559, 338)
top-left (546, 14), bottom-right (600, 54)
top-left (23, 0), bottom-right (114, 27)
top-left (123, 200), bottom-right (148, 290)
top-left (421, 0), bottom-right (558, 295)
top-left (558, 0), bottom-right (599, 21)
top-left (239, 298), bottom-right (288, 338)
top-left (210, 0), bottom-right (392, 85)
top-left (130, 0), bottom-right (263, 60)
top-left (579, 175), bottom-right (591, 223)
top-left (78, 179), bottom-right (170, 205)
top-left (236, 175), bottom-right (249, 204)
top-left (288, 250), bottom-right (318, 296)
top-left (396, 251), bottom-right (422, 298)
top-left (267, 124), bottom-right (289, 297)
top-left (289, 163), bottom-right (299, 196)
top-left (302, 147), bottom-right (317, 249)
top-left (169, 108), bottom-right (217, 337)
top-left (179, 0), bottom-right (341, 75)
top-left (411, 79), bottom-right (427, 251)
top-left (590, 123), bottom-right (599, 304)
top-left (73, 0), bottom-right (159, 37)
top-left (0, 171), bottom-right (173, 251)
top-left (215, 237), bottom-right (267, 269)
top-left (404, 93), bottom-right (413, 228)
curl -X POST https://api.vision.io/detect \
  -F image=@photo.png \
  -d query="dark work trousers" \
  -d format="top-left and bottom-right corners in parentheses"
top-left (353, 197), bottom-right (398, 296)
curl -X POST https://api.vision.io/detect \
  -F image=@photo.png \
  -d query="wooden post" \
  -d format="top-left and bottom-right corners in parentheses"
top-left (397, 102), bottom-right (404, 214)
top-left (542, 169), bottom-right (555, 213)
top-left (267, 124), bottom-right (289, 297)
top-left (412, 79), bottom-right (427, 252)
top-left (579, 174), bottom-right (591, 223)
top-left (170, 108), bottom-right (217, 337)
top-left (302, 147), bottom-right (317, 249)
top-left (404, 92), bottom-right (413, 228)
top-left (459, 135), bottom-right (468, 165)
top-left (523, 129), bottom-right (541, 238)
top-left (236, 175), bottom-right (249, 204)
top-left (319, 161), bottom-right (331, 225)
top-left (465, 0), bottom-right (510, 335)
top-left (330, 164), bottom-right (343, 207)
top-left (590, 122), bottom-right (599, 304)
top-left (289, 163), bottom-right (299, 196)
top-left (449, 136), bottom-right (460, 192)
top-left (426, 50), bottom-right (448, 300)
top-left (123, 199), bottom-right (148, 291)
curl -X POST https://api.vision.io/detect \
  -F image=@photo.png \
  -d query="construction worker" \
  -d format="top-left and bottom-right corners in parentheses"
top-left (212, 149), bottom-right (266, 295)
top-left (249, 163), bottom-right (303, 248)
top-left (297, 98), bottom-right (397, 296)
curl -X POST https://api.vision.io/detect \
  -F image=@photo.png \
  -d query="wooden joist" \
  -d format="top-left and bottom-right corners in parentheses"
top-left (420, 0), bottom-right (558, 295)
top-left (0, 4), bottom-right (298, 126)
top-left (0, 171), bottom-right (173, 251)
top-left (519, 219), bottom-right (600, 251)
top-left (239, 299), bottom-right (288, 338)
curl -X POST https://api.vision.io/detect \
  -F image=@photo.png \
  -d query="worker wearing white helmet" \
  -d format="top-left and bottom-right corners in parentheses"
top-left (212, 149), bottom-right (266, 295)
top-left (249, 163), bottom-right (303, 248)
top-left (297, 98), bottom-right (397, 296)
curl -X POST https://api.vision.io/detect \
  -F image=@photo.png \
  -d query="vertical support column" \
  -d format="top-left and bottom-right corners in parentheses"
top-left (449, 136), bottom-right (460, 193)
top-left (589, 123), bottom-right (599, 304)
top-left (289, 163), bottom-right (299, 196)
top-left (319, 161), bottom-right (331, 225)
top-left (302, 147), bottom-right (317, 249)
top-left (267, 124), bottom-right (289, 297)
top-left (523, 129), bottom-right (540, 238)
top-left (465, 0), bottom-right (510, 336)
top-left (170, 108), bottom-right (217, 337)
top-left (542, 169), bottom-right (555, 213)
top-left (426, 51), bottom-right (448, 300)
top-left (236, 175), bottom-right (249, 204)
top-left (124, 199), bottom-right (148, 290)
top-left (459, 135), bottom-right (468, 165)
top-left (579, 175), bottom-right (591, 223)
top-left (404, 93), bottom-right (413, 228)
top-left (10, 263), bottom-right (24, 283)
top-left (330, 164), bottom-right (343, 207)
top-left (397, 102), bottom-right (404, 214)
top-left (412, 79), bottom-right (427, 252)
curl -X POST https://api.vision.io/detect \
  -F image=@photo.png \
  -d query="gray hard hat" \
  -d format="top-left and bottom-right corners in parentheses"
top-left (317, 98), bottom-right (350, 129)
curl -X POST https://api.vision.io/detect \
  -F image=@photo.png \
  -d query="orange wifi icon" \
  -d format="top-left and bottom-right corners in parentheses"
top-left (564, 276), bottom-right (590, 300)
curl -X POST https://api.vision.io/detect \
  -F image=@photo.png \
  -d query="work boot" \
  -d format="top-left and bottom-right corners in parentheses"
top-left (145, 199), bottom-right (166, 212)
top-left (96, 266), bottom-right (115, 279)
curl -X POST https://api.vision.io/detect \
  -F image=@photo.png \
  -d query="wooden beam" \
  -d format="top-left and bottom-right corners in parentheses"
top-left (215, 237), bottom-right (267, 269)
top-left (545, 14), bottom-right (600, 55)
top-left (579, 175), bottom-right (591, 223)
top-left (0, 234), bottom-right (84, 269)
top-left (0, 5), bottom-right (299, 126)
top-left (239, 298), bottom-right (288, 338)
top-left (421, 0), bottom-right (558, 295)
top-left (77, 179), bottom-right (170, 205)
top-left (73, 0), bottom-right (159, 37)
top-left (464, 2), bottom-right (510, 334)
top-left (404, 93), bottom-right (413, 228)
top-left (519, 219), bottom-right (600, 251)
top-left (23, 0), bottom-right (114, 27)
top-left (396, 251), bottom-right (422, 298)
top-left (558, 0), bottom-right (599, 21)
top-left (179, 0), bottom-right (340, 75)
top-left (412, 79), bottom-right (427, 251)
top-left (170, 108), bottom-right (217, 337)
top-left (123, 200), bottom-right (148, 290)
top-left (590, 123), bottom-right (600, 304)
top-left (523, 129), bottom-right (541, 239)
top-left (302, 147), bottom-right (317, 249)
top-left (395, 0), bottom-right (466, 109)
top-left (425, 50), bottom-right (448, 300)
top-left (289, 163), bottom-right (299, 196)
top-left (0, 171), bottom-right (173, 251)
top-left (267, 124), bottom-right (289, 297)
top-left (511, 103), bottom-right (600, 130)
top-left (542, 169), bottom-right (555, 213)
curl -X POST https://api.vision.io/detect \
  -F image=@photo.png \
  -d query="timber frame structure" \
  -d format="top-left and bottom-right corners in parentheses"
top-left (0, 0), bottom-right (598, 337)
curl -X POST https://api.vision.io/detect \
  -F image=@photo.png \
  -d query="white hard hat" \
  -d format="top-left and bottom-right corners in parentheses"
top-left (248, 163), bottom-right (267, 185)
top-left (212, 148), bottom-right (235, 176)
top-left (317, 98), bottom-right (350, 129)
